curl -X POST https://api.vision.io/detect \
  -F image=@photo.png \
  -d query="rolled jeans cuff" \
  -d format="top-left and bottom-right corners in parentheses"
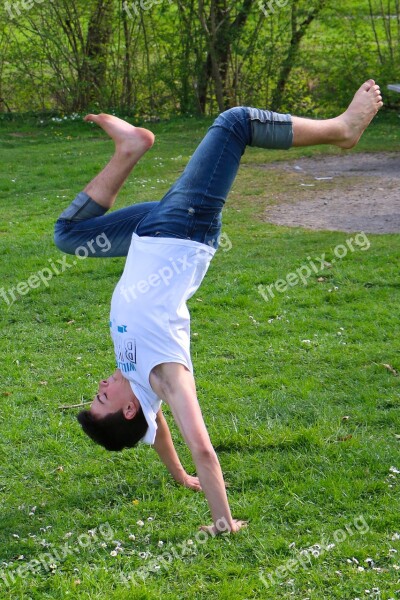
top-left (58, 191), bottom-right (107, 221)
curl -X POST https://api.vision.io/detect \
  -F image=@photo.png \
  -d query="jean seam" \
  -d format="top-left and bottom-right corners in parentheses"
top-left (196, 111), bottom-right (246, 239)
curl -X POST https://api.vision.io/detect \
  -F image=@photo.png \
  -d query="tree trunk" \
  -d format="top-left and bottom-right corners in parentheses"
top-left (78, 0), bottom-right (114, 108)
top-left (272, 1), bottom-right (325, 109)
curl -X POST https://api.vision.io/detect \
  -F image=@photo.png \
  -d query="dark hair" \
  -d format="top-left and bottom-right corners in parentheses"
top-left (77, 407), bottom-right (148, 451)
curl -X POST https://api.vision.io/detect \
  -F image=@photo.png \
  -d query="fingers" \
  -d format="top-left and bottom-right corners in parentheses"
top-left (199, 519), bottom-right (249, 535)
top-left (182, 475), bottom-right (202, 491)
top-left (233, 519), bottom-right (248, 532)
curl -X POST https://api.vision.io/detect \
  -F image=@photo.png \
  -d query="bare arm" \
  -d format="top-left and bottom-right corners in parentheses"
top-left (150, 363), bottom-right (247, 534)
top-left (152, 407), bottom-right (201, 491)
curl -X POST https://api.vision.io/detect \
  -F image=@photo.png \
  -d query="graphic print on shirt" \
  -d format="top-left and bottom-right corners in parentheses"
top-left (115, 325), bottom-right (137, 373)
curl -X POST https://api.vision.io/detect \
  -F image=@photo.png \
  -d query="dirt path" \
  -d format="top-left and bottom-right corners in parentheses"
top-left (262, 152), bottom-right (400, 233)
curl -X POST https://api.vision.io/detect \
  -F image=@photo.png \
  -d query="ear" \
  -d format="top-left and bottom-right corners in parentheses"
top-left (123, 401), bottom-right (138, 420)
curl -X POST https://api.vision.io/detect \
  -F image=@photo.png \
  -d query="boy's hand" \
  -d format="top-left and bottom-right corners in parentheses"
top-left (176, 474), bottom-right (231, 492)
top-left (200, 519), bottom-right (248, 536)
top-left (177, 473), bottom-right (202, 491)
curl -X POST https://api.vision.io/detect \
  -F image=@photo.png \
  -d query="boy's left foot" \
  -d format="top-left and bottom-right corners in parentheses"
top-left (335, 79), bottom-right (383, 149)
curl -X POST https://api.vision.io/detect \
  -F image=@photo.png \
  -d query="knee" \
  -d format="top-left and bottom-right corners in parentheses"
top-left (53, 224), bottom-right (76, 256)
top-left (214, 106), bottom-right (246, 125)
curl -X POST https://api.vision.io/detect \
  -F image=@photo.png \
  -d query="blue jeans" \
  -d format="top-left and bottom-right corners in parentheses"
top-left (54, 107), bottom-right (293, 257)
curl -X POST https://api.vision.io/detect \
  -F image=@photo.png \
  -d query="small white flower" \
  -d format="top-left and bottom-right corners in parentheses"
top-left (17, 555), bottom-right (24, 560)
top-left (129, 534), bottom-right (136, 541)
top-left (139, 552), bottom-right (147, 559)
top-left (65, 532), bottom-right (73, 539)
top-left (110, 550), bottom-right (118, 557)
top-left (389, 466), bottom-right (400, 474)
top-left (326, 544), bottom-right (335, 551)
top-left (187, 539), bottom-right (194, 546)
top-left (157, 540), bottom-right (164, 547)
top-left (392, 533), bottom-right (400, 540)
top-left (302, 339), bottom-right (311, 344)
top-left (100, 542), bottom-right (107, 548)
top-left (154, 564), bottom-right (161, 571)
top-left (136, 520), bottom-right (144, 527)
top-left (147, 517), bottom-right (154, 522)
top-left (357, 566), bottom-right (365, 572)
top-left (49, 564), bottom-right (57, 570)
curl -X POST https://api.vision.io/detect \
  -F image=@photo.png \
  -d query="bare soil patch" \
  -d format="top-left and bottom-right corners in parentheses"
top-left (262, 152), bottom-right (400, 233)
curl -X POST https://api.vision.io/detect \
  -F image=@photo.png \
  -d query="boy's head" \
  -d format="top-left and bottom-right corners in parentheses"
top-left (77, 369), bottom-right (148, 451)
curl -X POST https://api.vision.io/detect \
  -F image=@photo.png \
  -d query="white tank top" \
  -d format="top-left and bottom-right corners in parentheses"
top-left (110, 234), bottom-right (215, 444)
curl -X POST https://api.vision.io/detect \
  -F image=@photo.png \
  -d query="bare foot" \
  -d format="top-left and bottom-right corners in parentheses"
top-left (335, 80), bottom-right (383, 149)
top-left (84, 113), bottom-right (155, 161)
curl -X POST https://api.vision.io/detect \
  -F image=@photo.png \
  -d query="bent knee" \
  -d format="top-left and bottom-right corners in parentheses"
top-left (214, 106), bottom-right (247, 124)
top-left (53, 224), bottom-right (77, 256)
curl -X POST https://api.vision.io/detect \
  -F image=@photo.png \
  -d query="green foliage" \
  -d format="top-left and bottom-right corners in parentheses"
top-left (0, 0), bottom-right (399, 117)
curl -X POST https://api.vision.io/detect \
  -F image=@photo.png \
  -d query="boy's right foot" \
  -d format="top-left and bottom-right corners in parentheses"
top-left (335, 80), bottom-right (383, 149)
top-left (84, 113), bottom-right (155, 162)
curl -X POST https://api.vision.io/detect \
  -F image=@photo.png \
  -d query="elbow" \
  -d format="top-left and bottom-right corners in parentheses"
top-left (191, 443), bottom-right (218, 464)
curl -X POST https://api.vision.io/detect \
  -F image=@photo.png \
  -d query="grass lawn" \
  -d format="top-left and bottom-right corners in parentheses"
top-left (0, 110), bottom-right (399, 600)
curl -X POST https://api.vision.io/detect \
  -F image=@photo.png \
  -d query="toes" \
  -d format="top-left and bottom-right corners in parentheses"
top-left (363, 79), bottom-right (375, 91)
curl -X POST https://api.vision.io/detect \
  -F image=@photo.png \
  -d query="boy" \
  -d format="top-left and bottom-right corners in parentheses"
top-left (54, 80), bottom-right (383, 534)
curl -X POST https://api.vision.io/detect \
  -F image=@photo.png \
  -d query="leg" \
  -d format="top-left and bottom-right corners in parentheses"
top-left (54, 115), bottom-right (157, 257)
top-left (82, 113), bottom-right (154, 209)
top-left (136, 80), bottom-right (383, 249)
top-left (292, 80), bottom-right (383, 148)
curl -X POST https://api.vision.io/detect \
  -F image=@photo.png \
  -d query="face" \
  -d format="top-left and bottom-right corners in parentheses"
top-left (90, 369), bottom-right (139, 420)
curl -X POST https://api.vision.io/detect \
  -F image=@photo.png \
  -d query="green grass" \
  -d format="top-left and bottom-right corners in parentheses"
top-left (0, 111), bottom-right (399, 600)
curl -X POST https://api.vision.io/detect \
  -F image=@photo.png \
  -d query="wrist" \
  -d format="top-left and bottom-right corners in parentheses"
top-left (171, 466), bottom-right (187, 483)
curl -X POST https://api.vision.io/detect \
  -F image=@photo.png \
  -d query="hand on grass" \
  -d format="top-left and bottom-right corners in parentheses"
top-left (176, 473), bottom-right (202, 491)
top-left (200, 519), bottom-right (248, 536)
top-left (177, 474), bottom-right (231, 492)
